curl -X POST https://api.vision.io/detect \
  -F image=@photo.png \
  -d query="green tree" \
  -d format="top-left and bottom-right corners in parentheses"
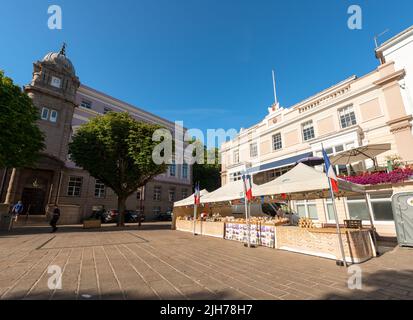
top-left (68, 112), bottom-right (168, 226)
top-left (0, 71), bottom-right (45, 168)
top-left (193, 145), bottom-right (221, 192)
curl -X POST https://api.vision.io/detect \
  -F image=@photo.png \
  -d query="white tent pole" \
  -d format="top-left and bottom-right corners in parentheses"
top-left (364, 193), bottom-right (379, 256)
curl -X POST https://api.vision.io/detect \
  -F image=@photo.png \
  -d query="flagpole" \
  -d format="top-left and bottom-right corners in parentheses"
top-left (327, 178), bottom-right (347, 267)
top-left (272, 70), bottom-right (278, 105)
top-left (322, 145), bottom-right (347, 267)
top-left (242, 174), bottom-right (251, 248)
top-left (193, 182), bottom-right (198, 236)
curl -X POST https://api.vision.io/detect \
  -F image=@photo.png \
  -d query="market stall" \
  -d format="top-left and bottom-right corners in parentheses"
top-left (172, 189), bottom-right (209, 229)
top-left (173, 164), bottom-right (378, 264)
top-left (252, 163), bottom-right (377, 263)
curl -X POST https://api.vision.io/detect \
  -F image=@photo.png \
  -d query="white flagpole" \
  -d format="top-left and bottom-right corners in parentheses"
top-left (323, 145), bottom-right (347, 267)
top-left (193, 183), bottom-right (198, 236)
top-left (193, 203), bottom-right (197, 236)
top-left (272, 70), bottom-right (278, 105)
top-left (243, 174), bottom-right (251, 248)
top-left (327, 178), bottom-right (348, 267)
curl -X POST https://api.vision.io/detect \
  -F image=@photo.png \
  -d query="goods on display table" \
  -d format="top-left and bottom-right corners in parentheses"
top-left (298, 217), bottom-right (315, 229)
top-left (224, 216), bottom-right (289, 248)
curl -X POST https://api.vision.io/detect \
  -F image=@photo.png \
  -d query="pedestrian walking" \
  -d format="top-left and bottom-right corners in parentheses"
top-left (50, 204), bottom-right (61, 233)
top-left (11, 201), bottom-right (24, 222)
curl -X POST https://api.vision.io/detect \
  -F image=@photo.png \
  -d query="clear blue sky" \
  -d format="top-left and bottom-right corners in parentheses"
top-left (1, 0), bottom-right (413, 141)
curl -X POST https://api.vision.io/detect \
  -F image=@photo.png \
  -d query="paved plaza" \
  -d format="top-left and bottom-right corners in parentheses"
top-left (0, 222), bottom-right (413, 300)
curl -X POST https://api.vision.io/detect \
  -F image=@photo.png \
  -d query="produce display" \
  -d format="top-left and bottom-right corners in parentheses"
top-left (298, 217), bottom-right (315, 229)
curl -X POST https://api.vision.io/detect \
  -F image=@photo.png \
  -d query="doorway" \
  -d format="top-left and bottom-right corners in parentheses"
top-left (21, 188), bottom-right (47, 215)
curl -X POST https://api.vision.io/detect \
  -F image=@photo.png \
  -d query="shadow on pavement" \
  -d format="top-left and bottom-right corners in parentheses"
top-left (322, 268), bottom-right (413, 300)
top-left (0, 222), bottom-right (172, 237)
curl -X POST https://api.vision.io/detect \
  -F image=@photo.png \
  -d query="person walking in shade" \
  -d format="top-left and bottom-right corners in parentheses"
top-left (50, 204), bottom-right (61, 233)
top-left (11, 201), bottom-right (24, 222)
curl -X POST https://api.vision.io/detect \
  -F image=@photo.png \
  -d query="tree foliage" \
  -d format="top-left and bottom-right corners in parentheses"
top-left (192, 144), bottom-right (221, 192)
top-left (0, 71), bottom-right (45, 168)
top-left (69, 112), bottom-right (168, 225)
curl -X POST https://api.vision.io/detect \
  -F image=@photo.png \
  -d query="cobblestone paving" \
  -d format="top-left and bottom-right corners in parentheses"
top-left (0, 223), bottom-right (412, 300)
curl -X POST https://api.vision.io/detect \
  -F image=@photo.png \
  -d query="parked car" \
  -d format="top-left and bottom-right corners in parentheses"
top-left (157, 211), bottom-right (172, 221)
top-left (102, 209), bottom-right (145, 223)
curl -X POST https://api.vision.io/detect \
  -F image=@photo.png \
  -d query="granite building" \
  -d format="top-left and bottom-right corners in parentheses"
top-left (0, 46), bottom-right (192, 223)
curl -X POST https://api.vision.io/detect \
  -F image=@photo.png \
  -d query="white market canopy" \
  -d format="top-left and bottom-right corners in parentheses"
top-left (201, 179), bottom-right (259, 204)
top-left (174, 189), bottom-right (209, 207)
top-left (253, 163), bottom-right (366, 198)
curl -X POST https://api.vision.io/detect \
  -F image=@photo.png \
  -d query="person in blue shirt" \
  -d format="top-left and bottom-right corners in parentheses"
top-left (11, 201), bottom-right (24, 222)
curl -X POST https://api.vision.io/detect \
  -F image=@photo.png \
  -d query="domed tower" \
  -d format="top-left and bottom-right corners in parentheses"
top-left (25, 43), bottom-right (80, 162)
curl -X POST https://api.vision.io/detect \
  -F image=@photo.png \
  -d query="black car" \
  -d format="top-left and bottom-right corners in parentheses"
top-left (101, 209), bottom-right (145, 223)
top-left (157, 211), bottom-right (172, 221)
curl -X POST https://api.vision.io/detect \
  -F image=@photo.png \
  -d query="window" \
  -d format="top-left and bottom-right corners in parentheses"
top-left (339, 106), bottom-right (357, 129)
top-left (137, 188), bottom-right (143, 200)
top-left (295, 201), bottom-right (318, 220)
top-left (67, 177), bottom-right (82, 197)
top-left (94, 179), bottom-right (106, 198)
top-left (41, 107), bottom-right (49, 120)
top-left (169, 189), bottom-right (175, 202)
top-left (233, 150), bottom-right (239, 164)
top-left (230, 171), bottom-right (242, 182)
top-left (169, 162), bottom-right (176, 177)
top-left (325, 200), bottom-right (336, 222)
top-left (347, 193), bottom-right (394, 222)
top-left (103, 107), bottom-right (112, 114)
top-left (50, 110), bottom-right (58, 123)
top-left (182, 189), bottom-right (188, 199)
top-left (272, 133), bottom-right (282, 150)
top-left (81, 100), bottom-right (92, 109)
top-left (182, 164), bottom-right (188, 179)
top-left (153, 186), bottom-right (161, 201)
top-left (370, 193), bottom-right (393, 221)
top-left (347, 200), bottom-right (370, 220)
top-left (250, 142), bottom-right (258, 158)
top-left (302, 121), bottom-right (315, 141)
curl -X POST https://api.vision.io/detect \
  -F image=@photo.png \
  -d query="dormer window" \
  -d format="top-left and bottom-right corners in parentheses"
top-left (50, 76), bottom-right (62, 88)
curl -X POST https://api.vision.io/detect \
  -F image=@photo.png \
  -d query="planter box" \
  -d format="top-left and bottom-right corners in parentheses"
top-left (83, 220), bottom-right (101, 229)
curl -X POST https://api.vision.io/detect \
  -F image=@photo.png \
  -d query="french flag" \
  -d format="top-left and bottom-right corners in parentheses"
top-left (194, 182), bottom-right (201, 205)
top-left (243, 174), bottom-right (253, 202)
top-left (322, 148), bottom-right (339, 193)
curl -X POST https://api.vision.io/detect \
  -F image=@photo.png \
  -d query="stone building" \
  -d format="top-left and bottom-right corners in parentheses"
top-left (0, 45), bottom-right (192, 223)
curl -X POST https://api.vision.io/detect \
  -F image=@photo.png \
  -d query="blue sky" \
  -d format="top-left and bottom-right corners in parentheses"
top-left (1, 0), bottom-right (413, 142)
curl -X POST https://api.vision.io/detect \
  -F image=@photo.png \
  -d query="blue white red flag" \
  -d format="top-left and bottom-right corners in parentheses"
top-left (194, 182), bottom-right (201, 205)
top-left (242, 174), bottom-right (253, 202)
top-left (322, 148), bottom-right (339, 193)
